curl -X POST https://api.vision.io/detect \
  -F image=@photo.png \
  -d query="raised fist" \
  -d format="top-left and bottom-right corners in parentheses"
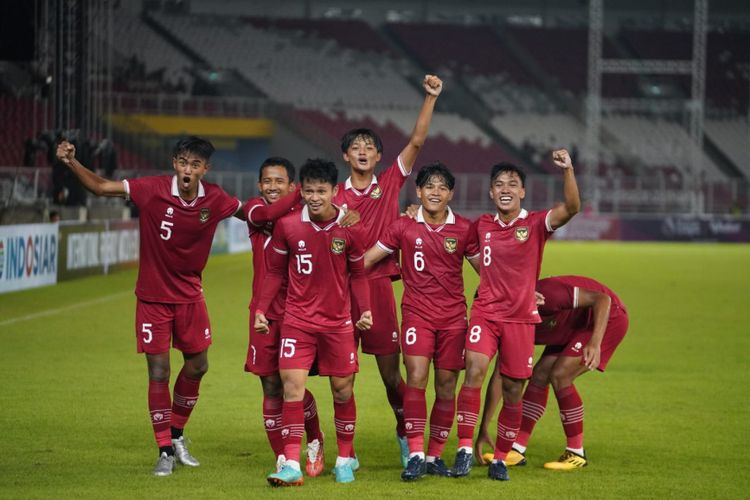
top-left (552, 149), bottom-right (573, 170)
top-left (423, 75), bottom-right (443, 97)
top-left (56, 141), bottom-right (76, 166)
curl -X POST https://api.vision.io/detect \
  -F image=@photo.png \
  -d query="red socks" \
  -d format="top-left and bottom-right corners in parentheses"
top-left (493, 400), bottom-right (523, 461)
top-left (263, 396), bottom-right (284, 457)
top-left (517, 382), bottom-right (550, 447)
top-left (427, 396), bottom-right (455, 458)
top-left (555, 385), bottom-right (584, 450)
top-left (456, 386), bottom-right (481, 449)
top-left (171, 369), bottom-right (201, 431)
top-left (148, 380), bottom-right (172, 448)
top-left (302, 389), bottom-right (322, 442)
top-left (403, 386), bottom-right (427, 454)
top-left (386, 379), bottom-right (407, 438)
top-left (334, 395), bottom-right (357, 458)
top-left (281, 400), bottom-right (305, 463)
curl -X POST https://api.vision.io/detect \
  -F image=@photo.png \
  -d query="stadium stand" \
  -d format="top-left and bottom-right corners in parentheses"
top-left (151, 13), bottom-right (420, 110)
top-left (705, 117), bottom-right (750, 179)
top-left (109, 12), bottom-right (195, 94)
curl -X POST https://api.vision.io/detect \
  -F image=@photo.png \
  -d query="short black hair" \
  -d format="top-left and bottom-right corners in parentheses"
top-left (173, 135), bottom-right (215, 161)
top-left (299, 158), bottom-right (338, 187)
top-left (416, 162), bottom-right (455, 190)
top-left (259, 157), bottom-right (295, 181)
top-left (490, 162), bottom-right (526, 187)
top-left (341, 128), bottom-right (383, 154)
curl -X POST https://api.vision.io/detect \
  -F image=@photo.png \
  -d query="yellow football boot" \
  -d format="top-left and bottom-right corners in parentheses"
top-left (505, 449), bottom-right (527, 466)
top-left (543, 450), bottom-right (587, 470)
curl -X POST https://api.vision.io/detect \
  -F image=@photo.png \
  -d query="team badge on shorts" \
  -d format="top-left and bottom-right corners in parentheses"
top-left (444, 237), bottom-right (458, 254)
top-left (199, 208), bottom-right (210, 223)
top-left (515, 226), bottom-right (529, 242)
top-left (331, 237), bottom-right (346, 254)
top-left (370, 185), bottom-right (382, 199)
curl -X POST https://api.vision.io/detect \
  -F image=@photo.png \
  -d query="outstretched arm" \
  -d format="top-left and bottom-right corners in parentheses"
top-left (398, 75), bottom-right (443, 173)
top-left (547, 149), bottom-right (580, 230)
top-left (363, 245), bottom-right (390, 270)
top-left (246, 190), bottom-right (301, 226)
top-left (576, 288), bottom-right (612, 370)
top-left (56, 141), bottom-right (126, 197)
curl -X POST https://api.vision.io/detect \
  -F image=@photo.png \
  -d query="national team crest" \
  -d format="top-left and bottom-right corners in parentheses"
top-left (370, 185), bottom-right (382, 199)
top-left (199, 208), bottom-right (210, 223)
top-left (331, 237), bottom-right (346, 254)
top-left (444, 237), bottom-right (458, 254)
top-left (515, 226), bottom-right (529, 242)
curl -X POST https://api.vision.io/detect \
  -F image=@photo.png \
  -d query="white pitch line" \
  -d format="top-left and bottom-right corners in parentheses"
top-left (0, 290), bottom-right (132, 327)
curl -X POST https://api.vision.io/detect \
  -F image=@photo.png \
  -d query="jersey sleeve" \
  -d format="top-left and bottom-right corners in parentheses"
top-left (256, 222), bottom-right (289, 313)
top-left (347, 232), bottom-right (371, 313)
top-left (216, 187), bottom-right (242, 220)
top-left (375, 217), bottom-right (403, 253)
top-left (266, 219), bottom-right (290, 271)
top-left (377, 156), bottom-right (410, 191)
top-left (464, 219), bottom-right (481, 259)
top-left (123, 176), bottom-right (155, 207)
top-left (537, 278), bottom-right (576, 315)
top-left (245, 190), bottom-right (302, 227)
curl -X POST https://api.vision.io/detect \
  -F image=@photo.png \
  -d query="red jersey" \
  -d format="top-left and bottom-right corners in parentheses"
top-left (259, 206), bottom-right (369, 331)
top-left (535, 275), bottom-right (627, 345)
top-left (124, 175), bottom-right (240, 303)
top-left (472, 209), bottom-right (553, 322)
top-left (377, 207), bottom-right (480, 329)
top-left (244, 192), bottom-right (301, 320)
top-left (333, 157), bottom-right (409, 280)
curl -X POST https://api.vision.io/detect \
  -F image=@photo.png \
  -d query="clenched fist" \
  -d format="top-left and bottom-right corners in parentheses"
top-left (56, 141), bottom-right (76, 166)
top-left (423, 75), bottom-right (443, 97)
top-left (552, 149), bottom-right (573, 170)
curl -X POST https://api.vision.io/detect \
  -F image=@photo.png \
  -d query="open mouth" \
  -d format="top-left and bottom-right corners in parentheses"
top-left (357, 157), bottom-right (368, 167)
top-left (266, 191), bottom-right (280, 201)
top-left (499, 196), bottom-right (512, 204)
top-left (181, 176), bottom-right (191, 190)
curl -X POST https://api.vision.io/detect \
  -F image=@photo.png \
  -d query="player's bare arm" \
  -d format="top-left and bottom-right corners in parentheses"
top-left (467, 254), bottom-right (481, 274)
top-left (56, 140), bottom-right (126, 197)
top-left (232, 205), bottom-right (246, 221)
top-left (399, 75), bottom-right (443, 173)
top-left (576, 288), bottom-right (612, 370)
top-left (363, 245), bottom-right (390, 270)
top-left (548, 149), bottom-right (581, 230)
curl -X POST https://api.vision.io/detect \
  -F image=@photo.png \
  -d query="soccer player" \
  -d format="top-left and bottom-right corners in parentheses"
top-left (254, 159), bottom-right (372, 486)
top-left (243, 157), bottom-right (324, 476)
top-left (364, 162), bottom-right (479, 481)
top-left (56, 136), bottom-right (243, 476)
top-left (333, 74), bottom-right (443, 466)
top-left (452, 149), bottom-right (580, 481)
top-left (474, 275), bottom-right (629, 470)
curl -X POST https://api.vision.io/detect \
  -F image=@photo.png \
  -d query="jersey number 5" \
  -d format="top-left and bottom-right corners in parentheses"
top-left (296, 254), bottom-right (312, 274)
top-left (160, 221), bottom-right (174, 240)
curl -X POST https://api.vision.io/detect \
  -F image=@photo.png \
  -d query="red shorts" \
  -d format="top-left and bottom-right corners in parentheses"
top-left (352, 277), bottom-right (400, 355)
top-left (245, 314), bottom-right (282, 376)
top-left (542, 312), bottom-right (629, 372)
top-left (401, 314), bottom-right (465, 370)
top-left (279, 323), bottom-right (359, 377)
top-left (135, 299), bottom-right (211, 355)
top-left (466, 313), bottom-right (535, 379)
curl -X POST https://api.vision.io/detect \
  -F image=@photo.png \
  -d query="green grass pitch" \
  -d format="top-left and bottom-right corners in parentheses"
top-left (1, 241), bottom-right (749, 498)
